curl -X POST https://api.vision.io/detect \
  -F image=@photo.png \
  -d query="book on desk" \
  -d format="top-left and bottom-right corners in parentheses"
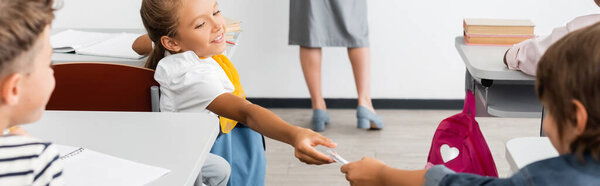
top-left (463, 18), bottom-right (535, 46)
top-left (225, 17), bottom-right (241, 42)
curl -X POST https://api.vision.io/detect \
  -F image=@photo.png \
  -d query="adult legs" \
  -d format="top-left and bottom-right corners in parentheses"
top-left (300, 47), bottom-right (326, 110)
top-left (349, 47), bottom-right (384, 129)
top-left (348, 47), bottom-right (375, 112)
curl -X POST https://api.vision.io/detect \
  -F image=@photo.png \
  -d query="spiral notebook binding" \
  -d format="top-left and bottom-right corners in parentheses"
top-left (60, 147), bottom-right (85, 160)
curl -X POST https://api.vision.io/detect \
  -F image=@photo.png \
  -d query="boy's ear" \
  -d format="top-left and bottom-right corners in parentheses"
top-left (160, 36), bottom-right (182, 53)
top-left (572, 100), bottom-right (588, 135)
top-left (0, 74), bottom-right (22, 106)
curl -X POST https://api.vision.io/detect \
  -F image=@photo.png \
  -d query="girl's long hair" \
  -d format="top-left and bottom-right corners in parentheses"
top-left (140, 0), bottom-right (182, 70)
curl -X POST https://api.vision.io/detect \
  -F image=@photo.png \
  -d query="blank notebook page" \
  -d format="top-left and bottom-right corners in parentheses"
top-left (55, 144), bottom-right (170, 186)
top-left (50, 29), bottom-right (114, 53)
top-left (76, 33), bottom-right (145, 59)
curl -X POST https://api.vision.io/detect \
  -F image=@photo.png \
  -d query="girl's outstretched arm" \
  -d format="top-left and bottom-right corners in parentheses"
top-left (207, 93), bottom-right (337, 165)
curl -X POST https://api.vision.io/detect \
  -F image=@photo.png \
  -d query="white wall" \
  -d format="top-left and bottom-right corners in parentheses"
top-left (53, 0), bottom-right (600, 99)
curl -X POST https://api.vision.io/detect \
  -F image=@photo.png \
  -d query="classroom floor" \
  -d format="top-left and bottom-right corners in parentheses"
top-left (264, 109), bottom-right (541, 186)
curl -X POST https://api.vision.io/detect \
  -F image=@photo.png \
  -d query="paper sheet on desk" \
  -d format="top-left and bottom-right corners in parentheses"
top-left (76, 33), bottom-right (145, 59)
top-left (55, 144), bottom-right (170, 186)
top-left (51, 29), bottom-right (144, 59)
top-left (51, 30), bottom-right (114, 53)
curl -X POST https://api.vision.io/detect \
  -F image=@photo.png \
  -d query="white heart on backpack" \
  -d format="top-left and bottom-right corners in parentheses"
top-left (440, 144), bottom-right (459, 163)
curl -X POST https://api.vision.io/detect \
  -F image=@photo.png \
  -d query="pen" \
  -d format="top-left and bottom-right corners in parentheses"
top-left (327, 149), bottom-right (349, 164)
top-left (226, 41), bottom-right (237, 45)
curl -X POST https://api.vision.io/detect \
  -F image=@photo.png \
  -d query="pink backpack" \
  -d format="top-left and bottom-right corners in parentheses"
top-left (426, 90), bottom-right (498, 177)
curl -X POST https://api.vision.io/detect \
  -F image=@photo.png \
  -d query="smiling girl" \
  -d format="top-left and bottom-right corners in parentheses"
top-left (139, 0), bottom-right (337, 185)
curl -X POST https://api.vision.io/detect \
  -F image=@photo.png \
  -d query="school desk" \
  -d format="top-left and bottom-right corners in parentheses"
top-left (23, 111), bottom-right (219, 186)
top-left (456, 36), bottom-right (553, 176)
top-left (455, 37), bottom-right (542, 118)
top-left (505, 137), bottom-right (558, 173)
top-left (51, 28), bottom-right (241, 67)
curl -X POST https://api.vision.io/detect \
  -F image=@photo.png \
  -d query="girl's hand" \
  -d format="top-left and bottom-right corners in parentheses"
top-left (8, 126), bottom-right (31, 136)
top-left (292, 127), bottom-right (337, 164)
top-left (341, 157), bottom-right (387, 186)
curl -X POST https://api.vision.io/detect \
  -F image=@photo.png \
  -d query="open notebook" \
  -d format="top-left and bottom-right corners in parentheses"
top-left (51, 29), bottom-right (145, 59)
top-left (55, 144), bottom-right (170, 186)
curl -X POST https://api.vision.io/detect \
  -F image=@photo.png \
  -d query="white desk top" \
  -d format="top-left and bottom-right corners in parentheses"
top-left (457, 36), bottom-right (543, 118)
top-left (455, 37), bottom-right (535, 81)
top-left (505, 137), bottom-right (559, 173)
top-left (23, 111), bottom-right (219, 186)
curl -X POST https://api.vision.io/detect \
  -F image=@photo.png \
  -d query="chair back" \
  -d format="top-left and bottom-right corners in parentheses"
top-left (47, 62), bottom-right (159, 112)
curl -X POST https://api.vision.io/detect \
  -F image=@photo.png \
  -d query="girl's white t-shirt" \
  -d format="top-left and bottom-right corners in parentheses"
top-left (154, 51), bottom-right (234, 115)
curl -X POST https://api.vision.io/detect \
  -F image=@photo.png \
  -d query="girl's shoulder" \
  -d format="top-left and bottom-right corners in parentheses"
top-left (155, 51), bottom-right (215, 75)
top-left (158, 51), bottom-right (207, 67)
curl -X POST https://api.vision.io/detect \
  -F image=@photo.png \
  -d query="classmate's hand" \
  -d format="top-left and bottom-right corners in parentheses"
top-left (8, 126), bottom-right (30, 136)
top-left (292, 127), bottom-right (337, 165)
top-left (341, 157), bottom-right (388, 186)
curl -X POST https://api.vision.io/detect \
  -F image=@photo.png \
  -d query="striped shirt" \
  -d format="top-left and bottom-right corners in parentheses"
top-left (0, 135), bottom-right (64, 186)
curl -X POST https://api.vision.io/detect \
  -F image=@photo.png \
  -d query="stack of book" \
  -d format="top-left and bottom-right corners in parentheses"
top-left (463, 18), bottom-right (535, 45)
top-left (225, 17), bottom-right (241, 41)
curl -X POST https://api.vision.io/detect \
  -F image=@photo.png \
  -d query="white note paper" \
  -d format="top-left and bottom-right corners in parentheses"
top-left (50, 30), bottom-right (144, 59)
top-left (76, 33), bottom-right (145, 59)
top-left (55, 144), bottom-right (170, 186)
top-left (50, 29), bottom-right (114, 53)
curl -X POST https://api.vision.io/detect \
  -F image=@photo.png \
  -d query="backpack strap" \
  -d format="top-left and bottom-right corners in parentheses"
top-left (462, 90), bottom-right (476, 117)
